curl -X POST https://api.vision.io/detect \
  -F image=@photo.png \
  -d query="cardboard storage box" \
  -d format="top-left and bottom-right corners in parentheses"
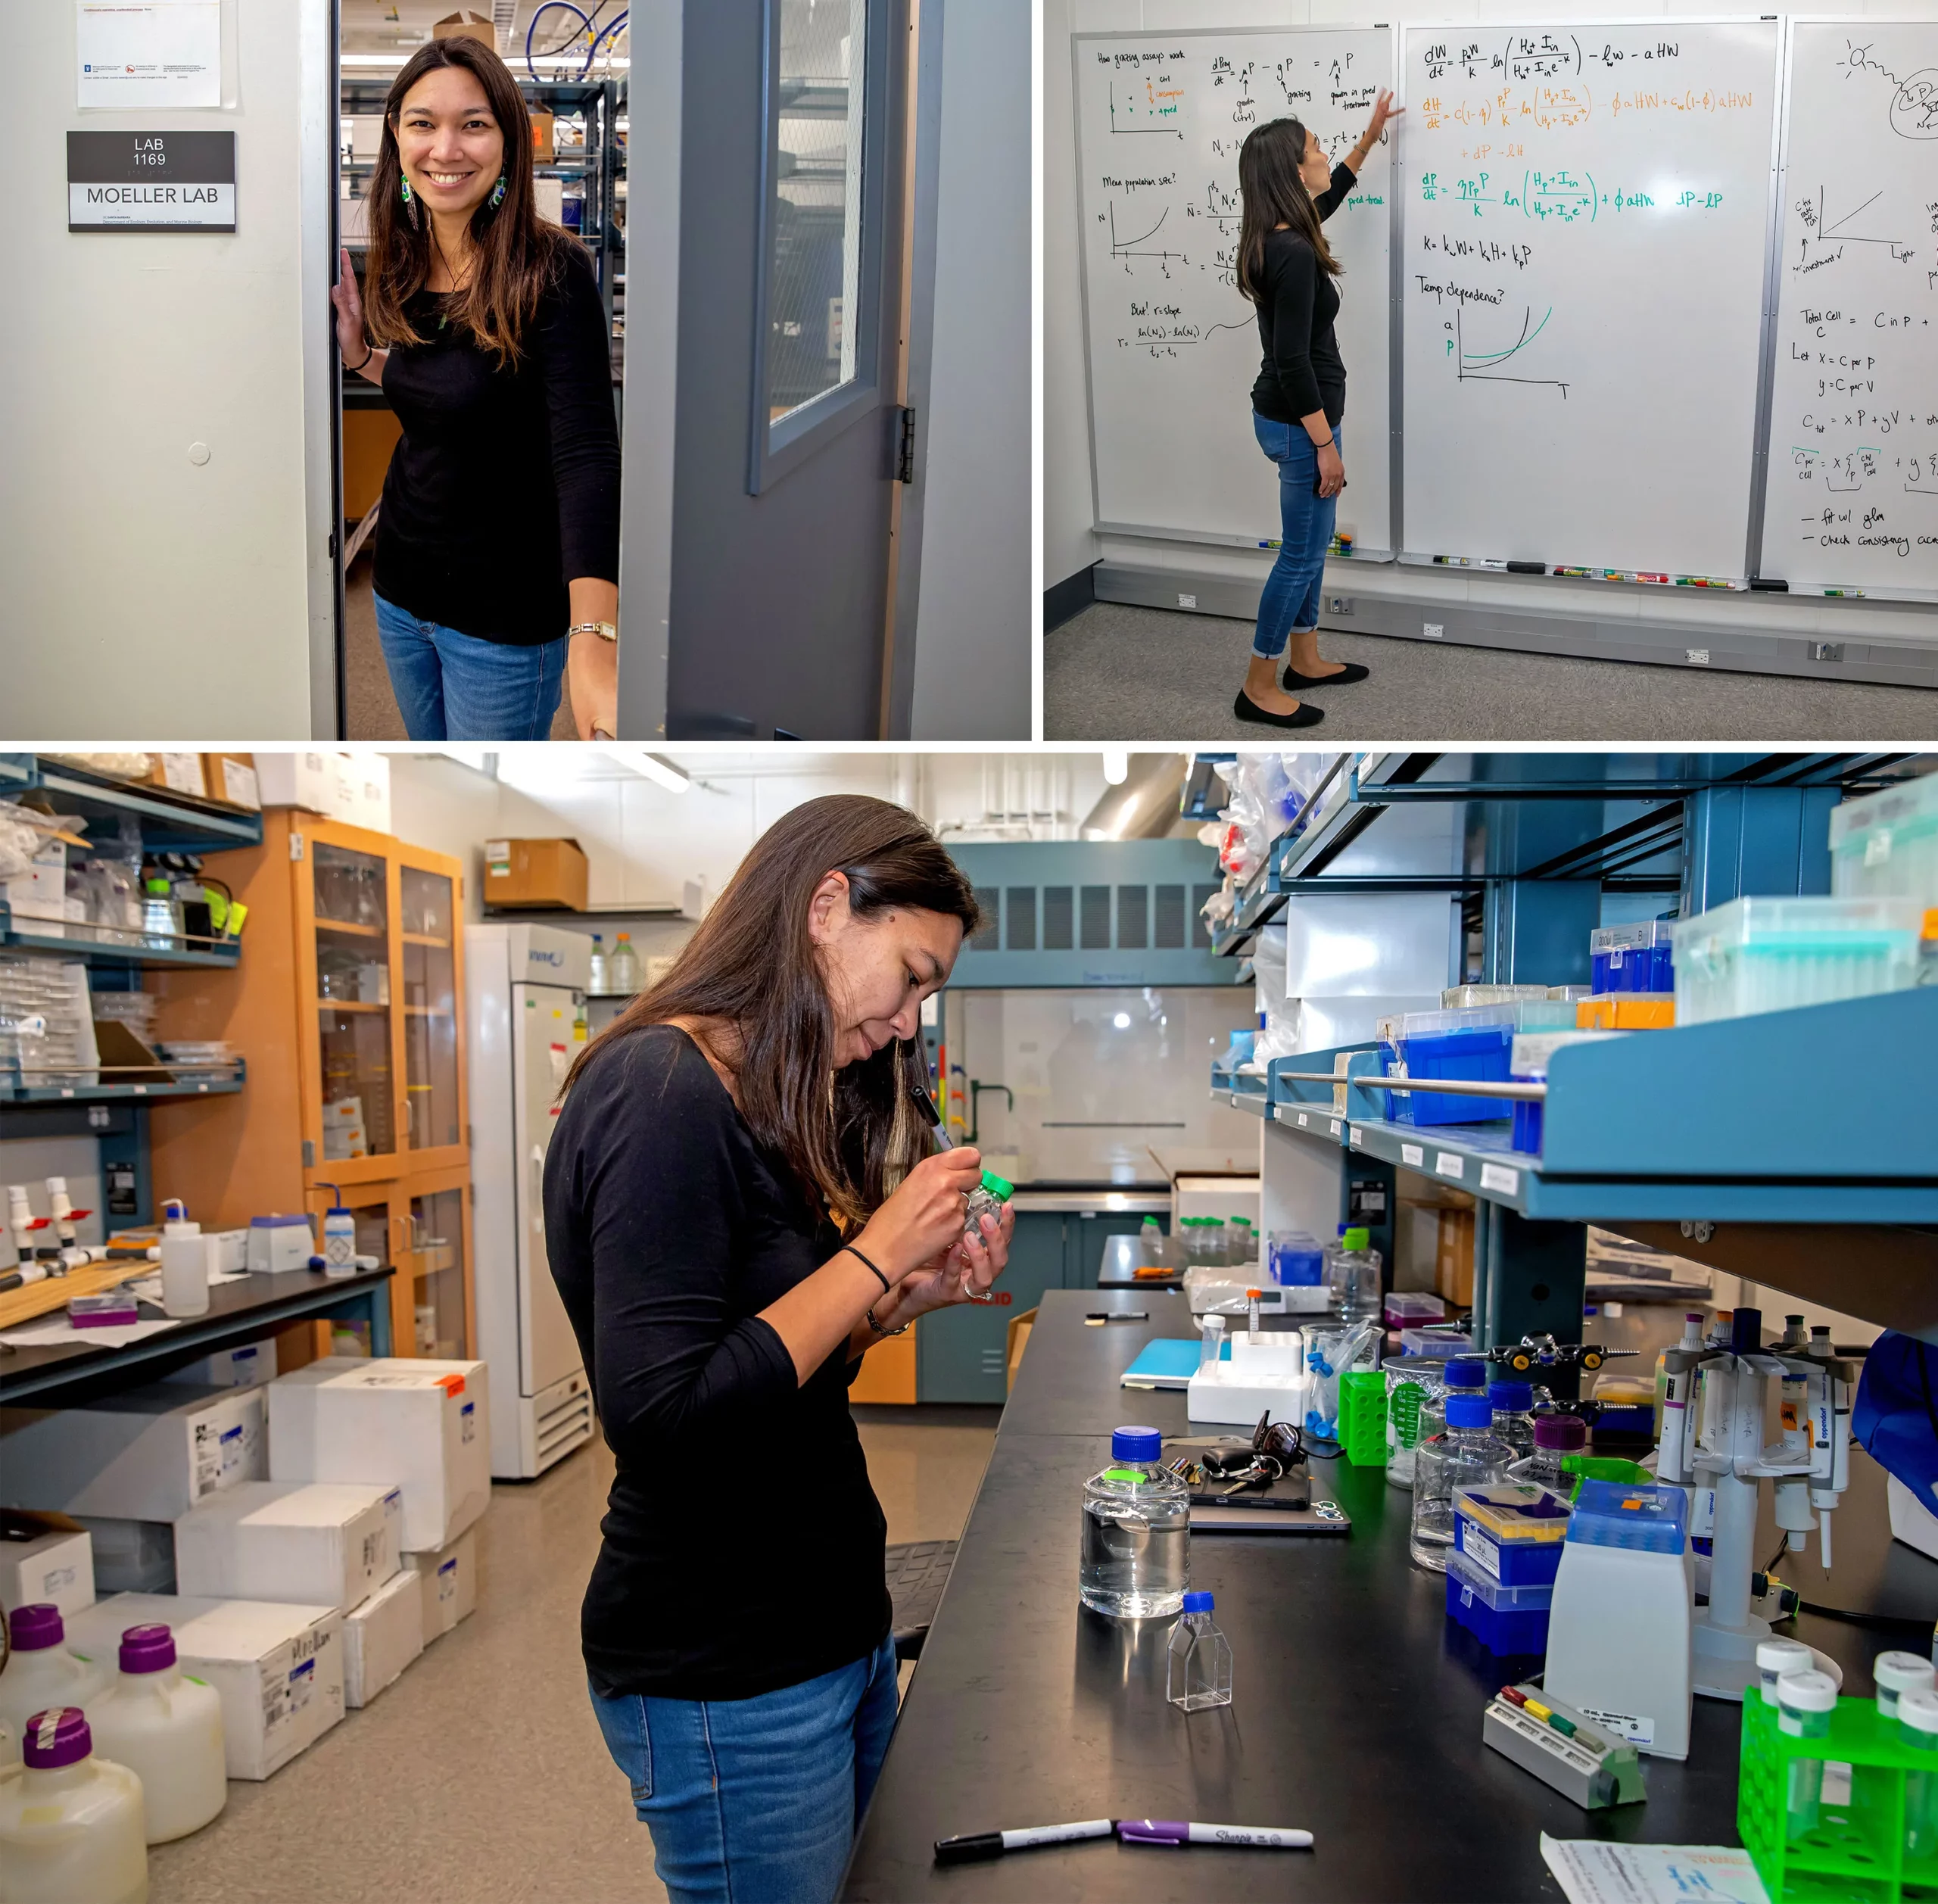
top-left (431, 9), bottom-right (494, 43)
top-left (338, 753), bottom-right (391, 834)
top-left (255, 750), bottom-right (344, 816)
top-left (163, 1336), bottom-right (279, 1389)
top-left (201, 753), bottom-right (260, 812)
top-left (483, 837), bottom-right (587, 911)
top-left (0, 1519), bottom-right (94, 1619)
top-left (270, 1359), bottom-right (491, 1552)
top-left (1006, 1307), bottom-right (1038, 1394)
top-left (175, 1481), bottom-right (403, 1616)
top-left (528, 108), bottom-right (556, 161)
top-left (72, 1517), bottom-right (174, 1594)
top-left (0, 1382), bottom-right (266, 1522)
top-left (344, 1566), bottom-right (425, 1706)
top-left (407, 1527), bottom-right (478, 1641)
top-left (67, 1594), bottom-right (343, 1781)
top-left (143, 753), bottom-right (207, 799)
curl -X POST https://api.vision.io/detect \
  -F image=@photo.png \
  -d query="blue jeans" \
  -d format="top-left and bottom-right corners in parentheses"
top-left (587, 1637), bottom-right (900, 1904)
top-left (372, 592), bottom-right (566, 741)
top-left (1251, 414), bottom-right (1341, 659)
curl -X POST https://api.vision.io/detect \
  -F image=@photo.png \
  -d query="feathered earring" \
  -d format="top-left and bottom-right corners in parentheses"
top-left (489, 173), bottom-right (506, 211)
top-left (400, 174), bottom-right (419, 231)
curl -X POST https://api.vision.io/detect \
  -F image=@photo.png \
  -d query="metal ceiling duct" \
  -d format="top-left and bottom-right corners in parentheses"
top-left (1079, 754), bottom-right (1189, 840)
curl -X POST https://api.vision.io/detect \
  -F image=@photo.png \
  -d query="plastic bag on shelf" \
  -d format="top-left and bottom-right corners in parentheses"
top-left (1252, 923), bottom-right (1303, 1063)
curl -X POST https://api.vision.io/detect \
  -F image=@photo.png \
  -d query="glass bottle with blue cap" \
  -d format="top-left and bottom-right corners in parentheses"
top-left (1080, 1426), bottom-right (1189, 1619)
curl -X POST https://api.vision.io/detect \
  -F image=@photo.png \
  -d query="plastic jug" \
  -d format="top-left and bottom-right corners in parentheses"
top-left (87, 1625), bottom-right (226, 1844)
top-left (0, 1706), bottom-right (148, 1904)
top-left (0, 1608), bottom-right (103, 1748)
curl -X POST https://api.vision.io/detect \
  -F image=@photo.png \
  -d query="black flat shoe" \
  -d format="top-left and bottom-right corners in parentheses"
top-left (1282, 660), bottom-right (1371, 689)
top-left (1233, 690), bottom-right (1325, 728)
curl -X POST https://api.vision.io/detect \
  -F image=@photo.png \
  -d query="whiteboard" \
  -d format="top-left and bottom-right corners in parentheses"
top-left (1759, 20), bottom-right (1938, 600)
top-left (1075, 28), bottom-right (1395, 558)
top-left (1398, 20), bottom-right (1780, 580)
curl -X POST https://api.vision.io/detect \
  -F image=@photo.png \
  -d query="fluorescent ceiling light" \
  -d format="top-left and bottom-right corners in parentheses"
top-left (606, 748), bottom-right (691, 794)
top-left (1101, 749), bottom-right (1129, 786)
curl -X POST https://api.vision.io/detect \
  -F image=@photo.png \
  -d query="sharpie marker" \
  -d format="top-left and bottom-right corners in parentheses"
top-left (1120, 1820), bottom-right (1314, 1849)
top-left (935, 1820), bottom-right (1114, 1863)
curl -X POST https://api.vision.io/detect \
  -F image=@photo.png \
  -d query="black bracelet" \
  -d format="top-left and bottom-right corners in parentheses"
top-left (344, 339), bottom-right (375, 372)
top-left (841, 1243), bottom-right (890, 1295)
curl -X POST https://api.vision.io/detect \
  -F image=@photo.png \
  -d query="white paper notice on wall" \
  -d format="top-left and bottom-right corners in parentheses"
top-left (77, 0), bottom-right (221, 111)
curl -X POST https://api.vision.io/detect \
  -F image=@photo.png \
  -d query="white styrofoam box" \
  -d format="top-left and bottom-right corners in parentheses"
top-left (162, 1336), bottom-right (279, 1389)
top-left (174, 1481), bottom-right (403, 1616)
top-left (1887, 1472), bottom-right (1938, 1563)
top-left (269, 1359), bottom-right (490, 1552)
top-left (72, 1517), bottom-right (175, 1594)
top-left (66, 1593), bottom-right (344, 1780)
top-left (253, 750), bottom-right (343, 815)
top-left (0, 1525), bottom-right (93, 1619)
top-left (344, 1566), bottom-right (424, 1707)
top-left (0, 1382), bottom-right (267, 1522)
top-left (407, 1527), bottom-right (478, 1642)
top-left (2, 838), bottom-right (67, 924)
top-left (336, 753), bottom-right (391, 834)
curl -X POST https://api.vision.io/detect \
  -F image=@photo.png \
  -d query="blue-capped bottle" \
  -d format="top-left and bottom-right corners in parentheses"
top-left (1080, 1426), bottom-right (1189, 1619)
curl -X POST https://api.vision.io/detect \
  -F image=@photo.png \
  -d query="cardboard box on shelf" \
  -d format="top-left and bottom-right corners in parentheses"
top-left (430, 10), bottom-right (494, 44)
top-left (338, 753), bottom-right (392, 834)
top-left (201, 753), bottom-right (261, 812)
top-left (174, 1481), bottom-right (403, 1616)
top-left (1435, 1206), bottom-right (1476, 1309)
top-left (255, 751), bottom-right (344, 816)
top-left (67, 1594), bottom-right (344, 1781)
top-left (529, 108), bottom-right (556, 161)
top-left (482, 838), bottom-right (587, 911)
top-left (344, 1566), bottom-right (424, 1706)
top-left (406, 1526), bottom-right (477, 1642)
top-left (269, 1359), bottom-right (491, 1552)
top-left (143, 753), bottom-right (207, 799)
top-left (0, 1383), bottom-right (267, 1522)
top-left (0, 1518), bottom-right (94, 1619)
top-left (72, 1517), bottom-right (175, 1594)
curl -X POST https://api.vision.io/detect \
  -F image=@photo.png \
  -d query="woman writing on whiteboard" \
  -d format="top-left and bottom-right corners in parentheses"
top-left (331, 34), bottom-right (620, 742)
top-left (1232, 90), bottom-right (1402, 729)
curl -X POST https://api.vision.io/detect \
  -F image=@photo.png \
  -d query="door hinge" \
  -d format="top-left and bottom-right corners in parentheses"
top-left (896, 406), bottom-right (918, 485)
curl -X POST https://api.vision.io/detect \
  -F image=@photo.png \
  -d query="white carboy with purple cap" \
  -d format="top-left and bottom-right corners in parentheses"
top-left (89, 1622), bottom-right (227, 1843)
top-left (1080, 1426), bottom-right (1190, 1619)
top-left (0, 1705), bottom-right (148, 1904)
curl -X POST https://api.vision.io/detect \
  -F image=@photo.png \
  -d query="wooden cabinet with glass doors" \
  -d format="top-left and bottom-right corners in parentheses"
top-left (148, 812), bottom-right (475, 1365)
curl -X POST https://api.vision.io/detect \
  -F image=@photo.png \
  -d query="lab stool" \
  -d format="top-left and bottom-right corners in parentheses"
top-left (885, 1540), bottom-right (958, 1662)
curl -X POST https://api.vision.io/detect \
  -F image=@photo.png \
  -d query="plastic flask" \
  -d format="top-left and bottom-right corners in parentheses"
top-left (0, 1608), bottom-right (103, 1747)
top-left (609, 933), bottom-right (640, 994)
top-left (1410, 1394), bottom-right (1513, 1572)
top-left (1776, 1670), bottom-right (1839, 1840)
top-left (1167, 1592), bottom-right (1233, 1711)
top-left (1198, 1313), bottom-right (1226, 1376)
top-left (1507, 1411), bottom-right (1587, 1491)
top-left (1487, 1382), bottom-right (1538, 1460)
top-left (587, 933), bottom-right (608, 996)
top-left (1328, 1226), bottom-right (1382, 1323)
top-left (0, 1706), bottom-right (148, 1904)
top-left (1080, 1426), bottom-right (1190, 1619)
top-left (1902, 1687), bottom-right (1938, 1861)
top-left (1874, 1650), bottom-right (1936, 1724)
top-left (88, 1624), bottom-right (226, 1843)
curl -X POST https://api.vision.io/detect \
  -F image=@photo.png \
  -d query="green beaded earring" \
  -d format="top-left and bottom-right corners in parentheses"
top-left (489, 173), bottom-right (506, 210)
top-left (400, 173), bottom-right (419, 230)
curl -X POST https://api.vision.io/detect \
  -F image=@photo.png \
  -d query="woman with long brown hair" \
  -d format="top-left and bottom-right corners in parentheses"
top-left (1232, 91), bottom-right (1401, 729)
top-left (330, 34), bottom-right (620, 740)
top-left (544, 795), bottom-right (1014, 1904)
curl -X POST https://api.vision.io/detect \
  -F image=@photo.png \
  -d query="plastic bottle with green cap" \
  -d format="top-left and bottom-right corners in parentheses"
top-left (964, 1169), bottom-right (1012, 1239)
top-left (1329, 1225), bottom-right (1382, 1323)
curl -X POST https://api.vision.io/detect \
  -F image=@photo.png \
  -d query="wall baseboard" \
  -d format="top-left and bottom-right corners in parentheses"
top-left (1092, 562), bottom-right (1938, 692)
top-left (1043, 561), bottom-right (1098, 632)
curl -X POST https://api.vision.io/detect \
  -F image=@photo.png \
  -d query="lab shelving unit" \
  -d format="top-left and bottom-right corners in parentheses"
top-left (0, 756), bottom-right (263, 1232)
top-left (1208, 752), bottom-right (1938, 1358)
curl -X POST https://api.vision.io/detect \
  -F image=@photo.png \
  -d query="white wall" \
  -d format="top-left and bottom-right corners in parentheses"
top-left (909, 0), bottom-right (1034, 740)
top-left (1043, 0), bottom-right (1938, 663)
top-left (1, 0), bottom-right (332, 740)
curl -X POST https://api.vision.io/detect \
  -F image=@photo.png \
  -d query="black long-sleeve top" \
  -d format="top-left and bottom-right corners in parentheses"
top-left (373, 239), bottom-right (620, 644)
top-left (1249, 162), bottom-right (1357, 428)
top-left (542, 1024), bottom-right (891, 1701)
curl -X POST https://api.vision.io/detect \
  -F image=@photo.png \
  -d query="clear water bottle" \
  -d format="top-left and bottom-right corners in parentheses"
top-left (587, 933), bottom-right (608, 995)
top-left (1328, 1226), bottom-right (1382, 1323)
top-left (1506, 1410), bottom-right (1586, 1491)
top-left (1166, 1591), bottom-right (1232, 1711)
top-left (609, 932), bottom-right (640, 994)
top-left (1414, 1355), bottom-right (1490, 1451)
top-left (1488, 1380), bottom-right (1538, 1460)
top-left (1410, 1394), bottom-right (1513, 1572)
top-left (1080, 1426), bottom-right (1189, 1619)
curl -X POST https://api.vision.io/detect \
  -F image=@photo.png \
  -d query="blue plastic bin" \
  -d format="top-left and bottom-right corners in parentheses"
top-left (1269, 1232), bottom-right (1324, 1287)
top-left (1394, 1025), bottom-right (1513, 1124)
top-left (1591, 921), bottom-right (1674, 994)
top-left (1445, 1549), bottom-right (1553, 1655)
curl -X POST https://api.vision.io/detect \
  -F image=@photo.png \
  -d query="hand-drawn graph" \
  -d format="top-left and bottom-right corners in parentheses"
top-left (1792, 184), bottom-right (1916, 272)
top-left (1108, 76), bottom-right (1186, 136)
top-left (1452, 304), bottom-right (1570, 394)
top-left (1104, 201), bottom-right (1187, 276)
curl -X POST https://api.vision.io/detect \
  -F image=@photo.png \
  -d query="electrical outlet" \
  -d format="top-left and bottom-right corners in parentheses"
top-left (1326, 594), bottom-right (1354, 615)
top-left (1177, 592), bottom-right (1198, 609)
top-left (1685, 648), bottom-right (1710, 665)
top-left (1809, 641), bottom-right (1845, 662)
top-left (1422, 621), bottom-right (1444, 638)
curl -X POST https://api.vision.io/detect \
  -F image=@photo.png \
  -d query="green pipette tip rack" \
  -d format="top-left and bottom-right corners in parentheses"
top-left (1338, 1369), bottom-right (1388, 1467)
top-left (1737, 1691), bottom-right (1938, 1903)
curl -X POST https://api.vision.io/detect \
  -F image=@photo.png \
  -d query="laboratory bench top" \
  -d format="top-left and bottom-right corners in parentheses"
top-left (840, 1289), bottom-right (1933, 1903)
top-left (0, 1264), bottom-right (394, 1407)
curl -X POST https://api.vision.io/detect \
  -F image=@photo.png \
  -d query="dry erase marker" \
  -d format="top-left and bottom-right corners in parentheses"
top-left (935, 1820), bottom-right (1114, 1863)
top-left (1553, 565), bottom-right (1595, 578)
top-left (1118, 1820), bottom-right (1314, 1849)
top-left (1432, 554), bottom-right (1506, 570)
top-left (1824, 587), bottom-right (1865, 598)
top-left (1634, 572), bottom-right (1672, 585)
top-left (1257, 538), bottom-right (1282, 550)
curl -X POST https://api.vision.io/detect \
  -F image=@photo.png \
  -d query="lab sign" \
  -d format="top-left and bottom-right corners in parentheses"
top-left (67, 130), bottom-right (234, 230)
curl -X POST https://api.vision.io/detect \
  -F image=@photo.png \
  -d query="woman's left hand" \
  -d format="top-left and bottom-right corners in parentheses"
top-left (569, 631), bottom-right (618, 739)
top-left (1366, 88), bottom-right (1404, 144)
top-left (887, 1202), bottom-right (1015, 1320)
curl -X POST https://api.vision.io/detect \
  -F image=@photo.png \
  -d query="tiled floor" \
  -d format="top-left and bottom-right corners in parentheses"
top-left (148, 1409), bottom-right (998, 1903)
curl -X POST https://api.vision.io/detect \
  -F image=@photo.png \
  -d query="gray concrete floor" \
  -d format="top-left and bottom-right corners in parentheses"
top-left (344, 562), bottom-right (577, 742)
top-left (148, 1409), bottom-right (997, 1903)
top-left (1045, 600), bottom-right (1938, 741)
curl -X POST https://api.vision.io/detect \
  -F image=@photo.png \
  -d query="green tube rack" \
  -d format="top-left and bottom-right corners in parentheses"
top-left (1338, 1369), bottom-right (1388, 1466)
top-left (1737, 1691), bottom-right (1938, 1902)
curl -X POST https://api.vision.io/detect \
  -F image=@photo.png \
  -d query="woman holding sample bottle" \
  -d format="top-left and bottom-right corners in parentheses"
top-left (544, 796), bottom-right (1014, 1904)
top-left (331, 33), bottom-right (620, 742)
top-left (1232, 89), bottom-right (1403, 728)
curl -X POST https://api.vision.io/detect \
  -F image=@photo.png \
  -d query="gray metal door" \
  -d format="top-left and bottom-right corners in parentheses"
top-left (620, 0), bottom-right (912, 740)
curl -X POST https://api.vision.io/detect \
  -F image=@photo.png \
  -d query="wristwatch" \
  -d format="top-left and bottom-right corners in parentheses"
top-left (569, 621), bottom-right (618, 642)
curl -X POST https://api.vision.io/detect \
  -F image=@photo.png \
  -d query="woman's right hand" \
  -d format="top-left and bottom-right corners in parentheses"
top-left (331, 248), bottom-right (367, 363)
top-left (1316, 441), bottom-right (1345, 499)
top-left (854, 1147), bottom-right (986, 1282)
